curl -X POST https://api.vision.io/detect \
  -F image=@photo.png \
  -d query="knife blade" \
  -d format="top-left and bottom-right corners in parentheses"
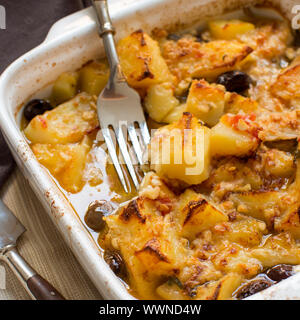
top-left (0, 200), bottom-right (25, 249)
top-left (0, 199), bottom-right (65, 300)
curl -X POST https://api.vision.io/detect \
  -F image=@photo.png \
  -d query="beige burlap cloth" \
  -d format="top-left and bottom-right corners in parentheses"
top-left (0, 168), bottom-right (102, 300)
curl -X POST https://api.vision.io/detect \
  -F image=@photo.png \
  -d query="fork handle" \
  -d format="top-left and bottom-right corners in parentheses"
top-left (92, 0), bottom-right (124, 82)
top-left (92, 0), bottom-right (115, 37)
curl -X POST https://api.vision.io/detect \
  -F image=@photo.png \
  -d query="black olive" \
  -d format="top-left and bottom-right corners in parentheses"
top-left (266, 264), bottom-right (294, 282)
top-left (264, 139), bottom-right (298, 153)
top-left (167, 276), bottom-right (183, 289)
top-left (195, 32), bottom-right (208, 43)
top-left (216, 70), bottom-right (253, 94)
top-left (104, 249), bottom-right (127, 278)
top-left (195, 35), bottom-right (204, 43)
top-left (175, 82), bottom-right (192, 103)
top-left (23, 99), bottom-right (53, 121)
top-left (167, 33), bottom-right (181, 41)
top-left (84, 200), bottom-right (114, 232)
top-left (175, 92), bottom-right (188, 104)
top-left (235, 278), bottom-right (273, 299)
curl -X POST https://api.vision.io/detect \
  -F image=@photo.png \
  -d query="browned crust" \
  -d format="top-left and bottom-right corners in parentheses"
top-left (136, 58), bottom-right (154, 81)
top-left (132, 29), bottom-right (146, 46)
top-left (210, 282), bottom-right (222, 300)
top-left (182, 112), bottom-right (193, 130)
top-left (135, 238), bottom-right (169, 263)
top-left (275, 63), bottom-right (300, 84)
top-left (183, 199), bottom-right (207, 225)
top-left (130, 29), bottom-right (155, 82)
top-left (119, 199), bottom-right (146, 223)
top-left (213, 46), bottom-right (253, 70)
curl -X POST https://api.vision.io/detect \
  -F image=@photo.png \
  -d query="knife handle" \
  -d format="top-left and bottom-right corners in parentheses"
top-left (2, 247), bottom-right (65, 300)
top-left (27, 274), bottom-right (65, 300)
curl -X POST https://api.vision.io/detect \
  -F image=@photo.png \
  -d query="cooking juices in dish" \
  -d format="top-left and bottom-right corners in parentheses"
top-left (22, 9), bottom-right (300, 299)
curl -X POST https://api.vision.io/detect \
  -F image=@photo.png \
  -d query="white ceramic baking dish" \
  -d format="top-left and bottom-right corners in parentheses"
top-left (1, 0), bottom-right (300, 300)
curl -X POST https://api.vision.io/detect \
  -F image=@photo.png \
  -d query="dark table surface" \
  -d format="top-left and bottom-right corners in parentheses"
top-left (0, 0), bottom-right (87, 73)
top-left (0, 0), bottom-right (89, 185)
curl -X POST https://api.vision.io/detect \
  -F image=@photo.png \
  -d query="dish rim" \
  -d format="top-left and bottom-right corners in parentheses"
top-left (1, 0), bottom-right (300, 300)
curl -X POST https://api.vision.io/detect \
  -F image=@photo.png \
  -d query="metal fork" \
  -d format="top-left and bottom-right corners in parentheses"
top-left (92, 0), bottom-right (151, 193)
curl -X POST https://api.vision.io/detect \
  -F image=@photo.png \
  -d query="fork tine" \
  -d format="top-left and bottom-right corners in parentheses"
top-left (102, 127), bottom-right (130, 193)
top-left (139, 121), bottom-right (151, 146)
top-left (116, 126), bottom-right (139, 190)
top-left (128, 124), bottom-right (143, 165)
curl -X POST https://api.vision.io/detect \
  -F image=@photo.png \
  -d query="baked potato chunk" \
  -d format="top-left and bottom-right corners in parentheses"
top-left (163, 104), bottom-right (187, 123)
top-left (149, 112), bottom-right (211, 185)
top-left (224, 93), bottom-right (260, 115)
top-left (32, 136), bottom-right (92, 193)
top-left (117, 30), bottom-right (173, 88)
top-left (24, 93), bottom-right (98, 144)
top-left (156, 280), bottom-right (188, 300)
top-left (270, 57), bottom-right (300, 104)
top-left (275, 207), bottom-right (300, 239)
top-left (274, 158), bottom-right (300, 238)
top-left (263, 148), bottom-right (295, 178)
top-left (209, 20), bottom-right (255, 40)
top-left (251, 232), bottom-right (300, 267)
top-left (237, 21), bottom-right (292, 59)
top-left (210, 114), bottom-right (260, 157)
top-left (79, 61), bottom-right (109, 96)
top-left (195, 273), bottom-right (243, 300)
top-left (177, 189), bottom-right (228, 239)
top-left (228, 190), bottom-right (282, 225)
top-left (212, 243), bottom-right (262, 277)
top-left (51, 72), bottom-right (79, 105)
top-left (186, 80), bottom-right (225, 126)
top-left (162, 38), bottom-right (253, 81)
top-left (105, 188), bottom-right (185, 298)
top-left (257, 111), bottom-right (299, 141)
top-left (135, 238), bottom-right (177, 274)
top-left (144, 83), bottom-right (180, 122)
top-left (212, 217), bottom-right (267, 248)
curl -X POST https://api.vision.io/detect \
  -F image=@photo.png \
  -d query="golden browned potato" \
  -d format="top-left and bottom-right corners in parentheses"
top-left (263, 148), bottom-right (295, 178)
top-left (228, 190), bottom-right (281, 225)
top-left (275, 208), bottom-right (300, 239)
top-left (32, 136), bottom-right (92, 193)
top-left (105, 185), bottom-right (185, 299)
top-left (51, 72), bottom-right (79, 105)
top-left (212, 243), bottom-right (262, 277)
top-left (257, 110), bottom-right (299, 141)
top-left (162, 38), bottom-right (253, 81)
top-left (210, 114), bottom-right (260, 157)
top-left (135, 238), bottom-right (176, 274)
top-left (144, 83), bottom-right (180, 122)
top-left (274, 157), bottom-right (300, 238)
top-left (156, 280), bottom-right (188, 300)
top-left (24, 93), bottom-right (98, 144)
top-left (212, 216), bottom-right (267, 248)
top-left (163, 104), bottom-right (187, 124)
top-left (270, 57), bottom-right (300, 103)
top-left (209, 20), bottom-right (255, 40)
top-left (79, 61), bottom-right (109, 96)
top-left (251, 232), bottom-right (300, 267)
top-left (149, 112), bottom-right (211, 185)
top-left (177, 189), bottom-right (228, 239)
top-left (195, 273), bottom-right (243, 300)
top-left (236, 21), bottom-right (292, 59)
top-left (224, 92), bottom-right (259, 115)
top-left (117, 30), bottom-right (173, 88)
top-left (186, 79), bottom-right (225, 126)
